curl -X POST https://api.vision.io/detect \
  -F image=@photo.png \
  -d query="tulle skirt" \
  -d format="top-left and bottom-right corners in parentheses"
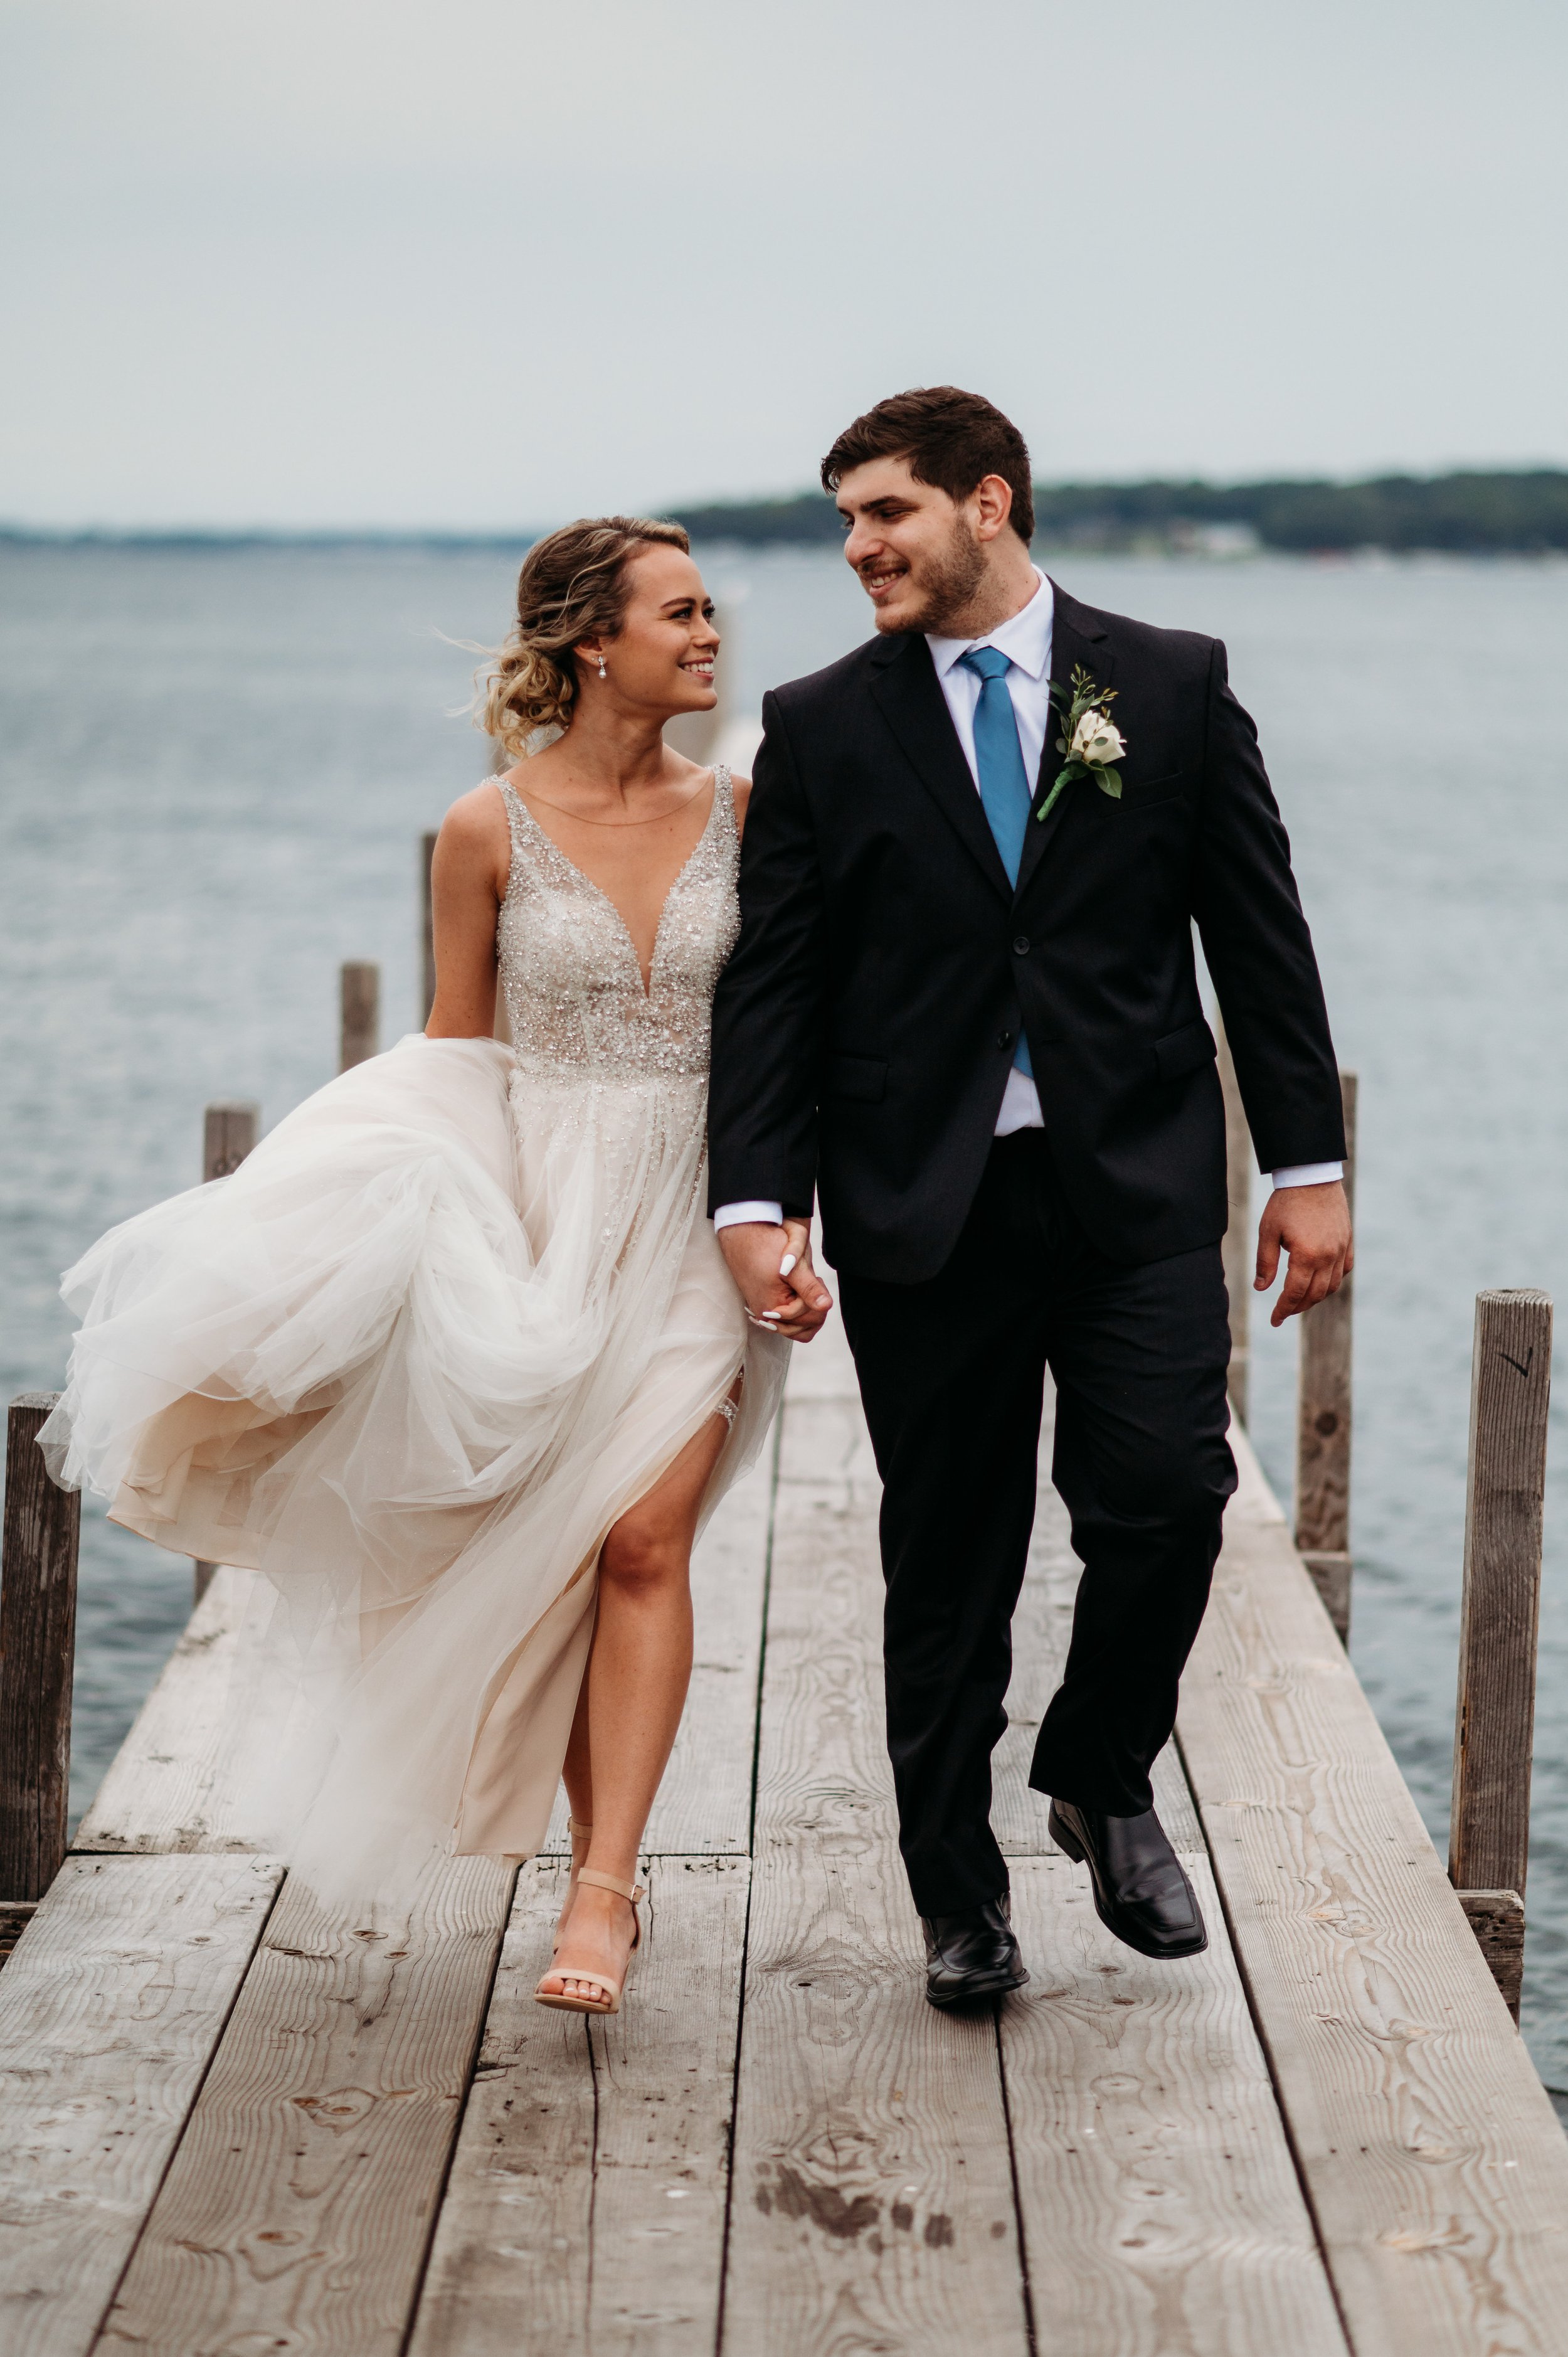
top-left (41, 1033), bottom-right (787, 1901)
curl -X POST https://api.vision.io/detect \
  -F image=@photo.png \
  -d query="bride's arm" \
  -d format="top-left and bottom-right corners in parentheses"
top-left (425, 784), bottom-right (510, 1038)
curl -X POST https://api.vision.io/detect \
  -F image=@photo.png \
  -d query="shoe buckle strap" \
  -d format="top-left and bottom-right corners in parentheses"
top-left (576, 1867), bottom-right (644, 1905)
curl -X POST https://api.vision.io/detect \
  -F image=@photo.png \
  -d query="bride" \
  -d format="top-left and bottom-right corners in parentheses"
top-left (41, 516), bottom-right (832, 2015)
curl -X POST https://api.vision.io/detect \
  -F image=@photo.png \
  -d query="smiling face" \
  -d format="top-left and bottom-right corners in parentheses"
top-left (835, 454), bottom-right (1036, 638)
top-left (580, 543), bottom-right (719, 718)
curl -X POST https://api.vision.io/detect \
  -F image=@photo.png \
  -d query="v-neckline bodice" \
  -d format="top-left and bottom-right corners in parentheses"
top-left (499, 769), bottom-right (724, 999)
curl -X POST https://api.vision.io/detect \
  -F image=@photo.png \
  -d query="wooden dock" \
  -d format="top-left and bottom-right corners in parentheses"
top-left (3, 1306), bottom-right (1567, 2354)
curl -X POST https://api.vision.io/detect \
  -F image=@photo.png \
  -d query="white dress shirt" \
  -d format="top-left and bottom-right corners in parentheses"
top-left (713, 568), bottom-right (1340, 1230)
top-left (926, 568), bottom-right (1056, 1139)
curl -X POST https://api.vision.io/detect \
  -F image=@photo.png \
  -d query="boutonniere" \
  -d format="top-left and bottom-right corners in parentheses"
top-left (1037, 665), bottom-right (1126, 822)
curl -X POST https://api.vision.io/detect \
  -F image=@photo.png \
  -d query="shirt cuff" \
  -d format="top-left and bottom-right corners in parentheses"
top-left (1271, 1162), bottom-right (1345, 1191)
top-left (713, 1200), bottom-right (785, 1232)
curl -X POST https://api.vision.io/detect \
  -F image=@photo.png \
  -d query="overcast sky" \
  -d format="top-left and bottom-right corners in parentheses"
top-left (2, 0), bottom-right (1564, 528)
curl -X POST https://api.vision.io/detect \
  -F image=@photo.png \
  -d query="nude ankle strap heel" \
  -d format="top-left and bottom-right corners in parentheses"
top-left (576, 1866), bottom-right (645, 1932)
top-left (535, 1866), bottom-right (645, 2016)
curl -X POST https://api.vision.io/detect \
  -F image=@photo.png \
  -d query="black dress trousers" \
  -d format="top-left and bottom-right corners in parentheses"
top-left (836, 1129), bottom-right (1237, 1919)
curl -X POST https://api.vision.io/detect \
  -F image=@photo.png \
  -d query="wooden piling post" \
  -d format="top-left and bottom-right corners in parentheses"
top-left (340, 960), bottom-right (380, 1072)
top-left (1217, 1020), bottom-right (1251, 1423)
top-left (195, 1102), bottom-right (258, 1600)
top-left (421, 833), bottom-right (438, 1025)
top-left (1296, 1072), bottom-right (1358, 1644)
top-left (1, 1393), bottom-right (81, 1905)
top-left (203, 1100), bottom-right (259, 1183)
top-left (1449, 1286), bottom-right (1552, 2020)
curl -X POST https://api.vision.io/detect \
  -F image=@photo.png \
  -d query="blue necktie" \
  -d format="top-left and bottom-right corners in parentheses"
top-left (959, 644), bottom-right (1033, 1078)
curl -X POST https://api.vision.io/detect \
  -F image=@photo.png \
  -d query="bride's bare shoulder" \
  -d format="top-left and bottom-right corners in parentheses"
top-left (442, 777), bottom-right (511, 835)
top-left (434, 779), bottom-right (511, 890)
top-left (731, 773), bottom-right (753, 838)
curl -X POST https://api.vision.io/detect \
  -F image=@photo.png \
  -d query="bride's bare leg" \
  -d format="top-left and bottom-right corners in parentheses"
top-left (553, 1691), bottom-right (596, 1941)
top-left (562, 1681), bottom-right (593, 1829)
top-left (542, 1393), bottom-right (736, 2004)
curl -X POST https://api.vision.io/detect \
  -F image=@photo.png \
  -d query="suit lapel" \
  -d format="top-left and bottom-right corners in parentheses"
top-left (1013, 582), bottom-right (1113, 907)
top-left (869, 635), bottom-right (1012, 903)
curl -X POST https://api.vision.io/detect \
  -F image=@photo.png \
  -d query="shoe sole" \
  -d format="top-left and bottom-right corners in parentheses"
top-left (1048, 1810), bottom-right (1209, 1961)
top-left (924, 1965), bottom-right (1030, 2009)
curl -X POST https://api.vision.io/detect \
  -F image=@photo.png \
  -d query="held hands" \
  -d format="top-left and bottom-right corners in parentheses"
top-left (1254, 1180), bottom-right (1353, 1329)
top-left (718, 1218), bottom-right (834, 1344)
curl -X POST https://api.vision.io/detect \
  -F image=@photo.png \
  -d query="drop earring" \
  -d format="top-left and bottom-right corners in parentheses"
top-left (596, 655), bottom-right (607, 679)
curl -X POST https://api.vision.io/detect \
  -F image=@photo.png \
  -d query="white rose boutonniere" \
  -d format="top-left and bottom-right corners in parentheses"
top-left (1037, 665), bottom-right (1125, 822)
top-left (1069, 705), bottom-right (1127, 768)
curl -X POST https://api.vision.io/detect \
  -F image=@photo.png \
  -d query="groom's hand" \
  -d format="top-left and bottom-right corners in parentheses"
top-left (719, 1218), bottom-right (834, 1343)
top-left (1254, 1181), bottom-right (1353, 1328)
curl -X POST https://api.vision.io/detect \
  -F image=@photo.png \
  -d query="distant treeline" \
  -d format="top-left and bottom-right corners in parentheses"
top-left (5, 471), bottom-right (1565, 557)
top-left (673, 471), bottom-right (1568, 555)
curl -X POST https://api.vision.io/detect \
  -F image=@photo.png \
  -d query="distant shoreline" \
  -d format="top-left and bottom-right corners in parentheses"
top-left (4, 469), bottom-right (1568, 558)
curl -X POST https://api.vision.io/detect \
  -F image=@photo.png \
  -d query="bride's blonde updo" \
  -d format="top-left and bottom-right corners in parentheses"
top-left (479, 515), bottom-right (692, 757)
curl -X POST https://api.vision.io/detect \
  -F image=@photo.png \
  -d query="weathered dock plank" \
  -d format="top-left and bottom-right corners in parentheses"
top-left (412, 1864), bottom-right (592, 2354)
top-left (1179, 1425), bottom-right (1568, 2356)
top-left (1004, 1853), bottom-right (1348, 2356)
top-left (75, 1565), bottom-right (256, 1855)
top-left (0, 1853), bottom-right (281, 2357)
top-left (408, 1852), bottom-right (749, 2356)
top-left (723, 1324), bottom-right (1031, 2356)
top-left (100, 1855), bottom-right (512, 2357)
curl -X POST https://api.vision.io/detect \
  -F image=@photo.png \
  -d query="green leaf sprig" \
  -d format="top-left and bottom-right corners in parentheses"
top-left (1036, 665), bottom-right (1124, 822)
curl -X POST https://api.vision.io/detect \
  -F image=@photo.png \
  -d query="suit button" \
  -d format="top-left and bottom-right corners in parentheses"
top-left (997, 1030), bottom-right (1013, 1050)
top-left (1012, 934), bottom-right (1030, 956)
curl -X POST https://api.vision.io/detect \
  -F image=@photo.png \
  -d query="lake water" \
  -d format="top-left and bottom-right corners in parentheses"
top-left (4, 538), bottom-right (1568, 2089)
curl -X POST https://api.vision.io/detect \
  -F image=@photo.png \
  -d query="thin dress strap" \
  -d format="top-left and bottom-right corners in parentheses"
top-left (494, 777), bottom-right (530, 904)
top-left (710, 762), bottom-right (735, 839)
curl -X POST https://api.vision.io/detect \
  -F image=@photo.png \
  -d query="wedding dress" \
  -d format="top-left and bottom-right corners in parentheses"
top-left (42, 764), bottom-right (786, 1899)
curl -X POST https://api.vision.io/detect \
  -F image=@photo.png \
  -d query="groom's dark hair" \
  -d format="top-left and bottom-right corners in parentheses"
top-left (821, 388), bottom-right (1035, 543)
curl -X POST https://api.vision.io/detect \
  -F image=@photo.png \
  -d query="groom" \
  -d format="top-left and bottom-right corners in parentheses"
top-left (709, 388), bottom-right (1350, 2007)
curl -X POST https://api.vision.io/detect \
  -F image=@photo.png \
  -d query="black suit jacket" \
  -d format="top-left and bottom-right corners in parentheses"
top-left (707, 580), bottom-right (1344, 1284)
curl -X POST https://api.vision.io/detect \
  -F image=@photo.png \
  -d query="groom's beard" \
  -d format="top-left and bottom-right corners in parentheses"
top-left (864, 518), bottom-right (987, 635)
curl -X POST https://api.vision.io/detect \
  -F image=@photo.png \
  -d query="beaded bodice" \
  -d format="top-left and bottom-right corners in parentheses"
top-left (495, 767), bottom-right (739, 1083)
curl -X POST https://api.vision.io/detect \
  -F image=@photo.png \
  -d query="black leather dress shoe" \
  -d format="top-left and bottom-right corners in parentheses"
top-left (920, 1897), bottom-right (1029, 2008)
top-left (1048, 1800), bottom-right (1207, 1960)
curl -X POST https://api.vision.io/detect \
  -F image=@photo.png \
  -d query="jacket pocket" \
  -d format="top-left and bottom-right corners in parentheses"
top-left (827, 1053), bottom-right (887, 1104)
top-left (1153, 1018), bottom-right (1217, 1083)
top-left (1122, 767), bottom-right (1187, 813)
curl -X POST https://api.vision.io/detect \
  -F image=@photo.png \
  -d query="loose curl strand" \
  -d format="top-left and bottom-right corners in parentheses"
top-left (477, 516), bottom-right (691, 757)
